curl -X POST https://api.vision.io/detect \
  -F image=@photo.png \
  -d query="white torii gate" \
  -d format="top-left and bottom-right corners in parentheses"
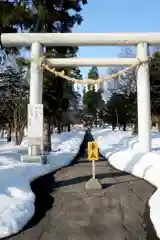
top-left (1, 32), bottom-right (157, 155)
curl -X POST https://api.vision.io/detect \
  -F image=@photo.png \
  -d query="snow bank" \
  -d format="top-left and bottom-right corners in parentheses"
top-left (92, 128), bottom-right (160, 239)
top-left (0, 130), bottom-right (85, 238)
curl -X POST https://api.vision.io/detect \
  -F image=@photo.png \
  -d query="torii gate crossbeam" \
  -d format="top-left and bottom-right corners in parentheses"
top-left (2, 32), bottom-right (160, 46)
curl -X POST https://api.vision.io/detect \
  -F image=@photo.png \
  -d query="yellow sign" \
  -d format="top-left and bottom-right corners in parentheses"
top-left (88, 142), bottom-right (99, 161)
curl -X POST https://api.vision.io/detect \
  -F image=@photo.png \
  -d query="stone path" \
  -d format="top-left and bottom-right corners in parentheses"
top-left (7, 154), bottom-right (158, 240)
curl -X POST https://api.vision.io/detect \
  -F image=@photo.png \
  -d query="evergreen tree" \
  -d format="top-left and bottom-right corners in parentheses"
top-left (87, 66), bottom-right (99, 91)
top-left (150, 51), bottom-right (160, 130)
top-left (0, 64), bottom-right (28, 144)
top-left (1, 0), bottom-right (87, 151)
top-left (103, 93), bottom-right (135, 131)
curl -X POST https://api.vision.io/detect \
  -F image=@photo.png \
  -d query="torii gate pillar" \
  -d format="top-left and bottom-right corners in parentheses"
top-left (28, 42), bottom-right (44, 156)
top-left (137, 42), bottom-right (151, 152)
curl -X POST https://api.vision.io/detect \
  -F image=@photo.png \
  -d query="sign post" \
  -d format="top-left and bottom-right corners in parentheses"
top-left (92, 160), bottom-right (95, 179)
top-left (86, 141), bottom-right (102, 190)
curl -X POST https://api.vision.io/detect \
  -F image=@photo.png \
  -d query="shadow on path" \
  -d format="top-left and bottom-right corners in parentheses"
top-left (55, 171), bottom-right (129, 188)
top-left (23, 173), bottom-right (55, 230)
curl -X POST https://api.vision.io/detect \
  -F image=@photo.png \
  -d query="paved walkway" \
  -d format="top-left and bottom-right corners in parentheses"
top-left (7, 153), bottom-right (158, 240)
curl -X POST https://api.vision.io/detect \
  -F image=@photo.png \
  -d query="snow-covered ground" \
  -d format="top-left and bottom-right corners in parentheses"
top-left (2, 125), bottom-right (160, 238)
top-left (92, 127), bottom-right (160, 239)
top-left (0, 130), bottom-right (85, 238)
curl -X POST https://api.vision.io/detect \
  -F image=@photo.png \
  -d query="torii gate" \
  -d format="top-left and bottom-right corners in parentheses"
top-left (1, 32), bottom-right (157, 155)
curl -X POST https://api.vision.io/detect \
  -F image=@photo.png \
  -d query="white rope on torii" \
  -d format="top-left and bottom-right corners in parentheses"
top-left (29, 55), bottom-right (150, 85)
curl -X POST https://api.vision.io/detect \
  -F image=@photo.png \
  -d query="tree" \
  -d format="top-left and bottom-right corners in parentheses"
top-left (105, 47), bottom-right (137, 132)
top-left (67, 68), bottom-right (83, 125)
top-left (0, 64), bottom-right (28, 144)
top-left (107, 47), bottom-right (136, 95)
top-left (0, 1), bottom-right (34, 57)
top-left (104, 93), bottom-right (126, 131)
top-left (31, 0), bottom-right (87, 151)
top-left (83, 89), bottom-right (104, 125)
top-left (87, 66), bottom-right (99, 91)
top-left (150, 51), bottom-right (160, 130)
top-left (1, 0), bottom-right (88, 151)
top-left (43, 66), bottom-right (83, 151)
top-left (83, 67), bottom-right (105, 126)
top-left (103, 92), bottom-right (136, 131)
top-left (1, 1), bottom-right (87, 33)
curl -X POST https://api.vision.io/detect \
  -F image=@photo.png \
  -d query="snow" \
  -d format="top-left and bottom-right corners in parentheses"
top-left (2, 125), bottom-right (160, 238)
top-left (0, 130), bottom-right (85, 238)
top-left (92, 127), bottom-right (160, 239)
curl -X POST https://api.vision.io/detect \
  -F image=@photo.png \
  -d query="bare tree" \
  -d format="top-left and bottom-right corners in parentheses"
top-left (106, 47), bottom-right (136, 97)
top-left (105, 47), bottom-right (137, 131)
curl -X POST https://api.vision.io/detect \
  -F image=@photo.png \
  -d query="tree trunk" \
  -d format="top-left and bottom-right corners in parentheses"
top-left (7, 123), bottom-right (12, 142)
top-left (14, 115), bottom-right (24, 145)
top-left (61, 124), bottom-right (64, 132)
top-left (0, 128), bottom-right (4, 138)
top-left (156, 121), bottom-right (160, 132)
top-left (112, 124), bottom-right (116, 131)
top-left (44, 116), bottom-right (52, 153)
top-left (115, 108), bottom-right (119, 126)
top-left (57, 125), bottom-right (61, 134)
top-left (15, 128), bottom-right (24, 145)
top-left (132, 123), bottom-right (138, 135)
top-left (15, 128), bottom-right (18, 145)
top-left (67, 124), bottom-right (71, 132)
top-left (18, 129), bottom-right (24, 145)
top-left (123, 123), bottom-right (126, 131)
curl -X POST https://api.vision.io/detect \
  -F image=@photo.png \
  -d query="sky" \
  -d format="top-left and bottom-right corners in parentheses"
top-left (75, 0), bottom-right (160, 78)
top-left (19, 0), bottom-right (160, 97)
